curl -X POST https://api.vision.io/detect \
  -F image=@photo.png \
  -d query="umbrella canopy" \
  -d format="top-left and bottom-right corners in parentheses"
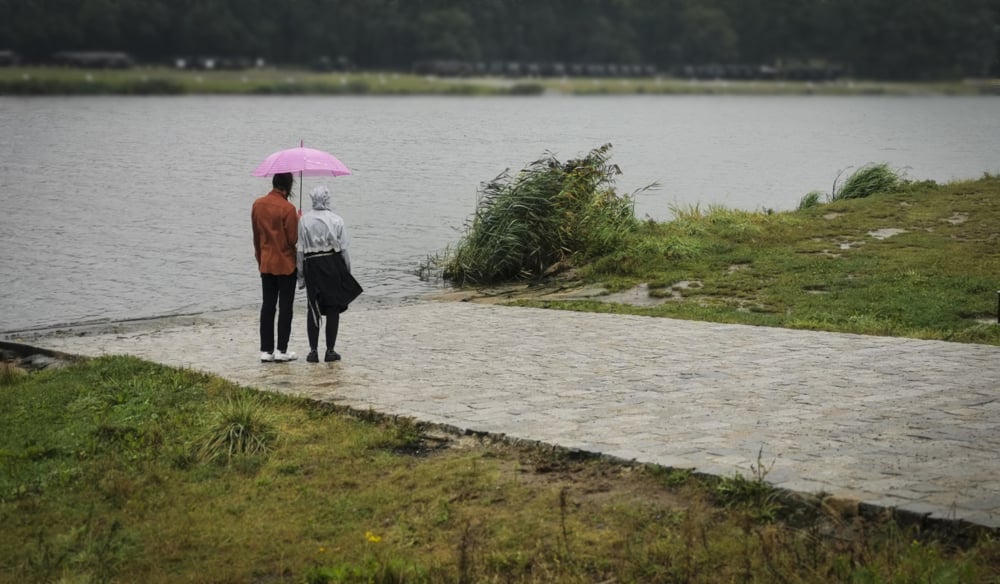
top-left (252, 145), bottom-right (352, 178)
top-left (252, 143), bottom-right (352, 211)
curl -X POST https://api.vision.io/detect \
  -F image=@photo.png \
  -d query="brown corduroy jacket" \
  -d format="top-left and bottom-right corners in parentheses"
top-left (251, 189), bottom-right (299, 276)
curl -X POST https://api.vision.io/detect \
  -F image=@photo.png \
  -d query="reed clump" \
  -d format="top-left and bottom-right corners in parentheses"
top-left (831, 163), bottom-right (905, 201)
top-left (435, 143), bottom-right (639, 285)
top-left (199, 392), bottom-right (277, 463)
top-left (798, 190), bottom-right (824, 210)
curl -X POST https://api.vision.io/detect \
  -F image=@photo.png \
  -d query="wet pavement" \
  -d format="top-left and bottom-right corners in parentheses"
top-left (18, 300), bottom-right (1000, 529)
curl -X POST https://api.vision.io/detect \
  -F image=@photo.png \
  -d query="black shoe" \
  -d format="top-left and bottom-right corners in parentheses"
top-left (306, 350), bottom-right (319, 363)
top-left (324, 349), bottom-right (341, 362)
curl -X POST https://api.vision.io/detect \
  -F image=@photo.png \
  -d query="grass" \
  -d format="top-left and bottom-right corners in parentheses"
top-left (831, 163), bottom-right (906, 201)
top-left (506, 171), bottom-right (1000, 346)
top-left (2, 66), bottom-right (998, 96)
top-left (2, 356), bottom-right (998, 582)
top-left (198, 393), bottom-right (277, 463)
top-left (0, 66), bottom-right (543, 96)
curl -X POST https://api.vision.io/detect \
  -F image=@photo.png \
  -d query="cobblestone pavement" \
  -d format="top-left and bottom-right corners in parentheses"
top-left (24, 300), bottom-right (1000, 529)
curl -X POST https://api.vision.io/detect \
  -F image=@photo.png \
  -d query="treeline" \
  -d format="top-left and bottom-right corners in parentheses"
top-left (2, 0), bottom-right (998, 80)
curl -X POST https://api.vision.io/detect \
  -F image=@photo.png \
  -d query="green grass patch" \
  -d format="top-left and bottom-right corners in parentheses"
top-left (511, 172), bottom-right (1000, 345)
top-left (3, 356), bottom-right (997, 582)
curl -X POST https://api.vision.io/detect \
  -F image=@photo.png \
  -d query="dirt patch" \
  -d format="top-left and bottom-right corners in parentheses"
top-left (508, 447), bottom-right (687, 507)
top-left (1, 341), bottom-right (80, 374)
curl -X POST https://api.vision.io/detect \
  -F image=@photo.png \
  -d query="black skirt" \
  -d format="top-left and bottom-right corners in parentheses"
top-left (304, 252), bottom-right (363, 315)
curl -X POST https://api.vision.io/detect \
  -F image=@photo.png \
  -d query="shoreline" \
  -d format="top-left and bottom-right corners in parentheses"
top-left (0, 277), bottom-right (666, 343)
top-left (2, 67), bottom-right (999, 97)
top-left (0, 293), bottom-right (421, 344)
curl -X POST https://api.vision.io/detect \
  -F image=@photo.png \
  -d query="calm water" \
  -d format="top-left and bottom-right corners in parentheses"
top-left (1, 95), bottom-right (998, 333)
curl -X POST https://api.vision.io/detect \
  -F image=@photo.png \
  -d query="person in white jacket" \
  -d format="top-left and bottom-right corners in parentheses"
top-left (296, 185), bottom-right (362, 362)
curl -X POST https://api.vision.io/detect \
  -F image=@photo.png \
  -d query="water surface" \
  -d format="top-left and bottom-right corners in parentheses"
top-left (1, 95), bottom-right (998, 332)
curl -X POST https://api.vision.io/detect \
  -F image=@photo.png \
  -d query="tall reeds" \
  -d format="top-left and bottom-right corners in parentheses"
top-left (438, 144), bottom-right (639, 285)
top-left (831, 163), bottom-right (905, 201)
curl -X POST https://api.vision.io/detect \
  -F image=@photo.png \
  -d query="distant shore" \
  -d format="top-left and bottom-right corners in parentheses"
top-left (2, 66), bottom-right (999, 96)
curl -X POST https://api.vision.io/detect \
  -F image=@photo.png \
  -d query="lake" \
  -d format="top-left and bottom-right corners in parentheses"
top-left (1, 94), bottom-right (998, 333)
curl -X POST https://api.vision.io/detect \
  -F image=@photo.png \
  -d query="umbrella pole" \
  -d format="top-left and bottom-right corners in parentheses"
top-left (299, 140), bottom-right (304, 212)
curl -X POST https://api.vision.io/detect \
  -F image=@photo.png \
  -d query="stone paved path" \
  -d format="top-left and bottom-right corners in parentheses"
top-left (24, 301), bottom-right (1000, 529)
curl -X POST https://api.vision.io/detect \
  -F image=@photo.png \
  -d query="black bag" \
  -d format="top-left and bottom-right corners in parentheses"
top-left (305, 252), bottom-right (363, 314)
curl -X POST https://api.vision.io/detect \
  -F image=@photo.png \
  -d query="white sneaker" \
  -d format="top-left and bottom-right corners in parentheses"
top-left (273, 350), bottom-right (297, 362)
top-left (260, 352), bottom-right (274, 362)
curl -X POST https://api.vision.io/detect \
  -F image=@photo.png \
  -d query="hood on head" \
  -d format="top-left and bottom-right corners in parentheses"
top-left (309, 185), bottom-right (332, 210)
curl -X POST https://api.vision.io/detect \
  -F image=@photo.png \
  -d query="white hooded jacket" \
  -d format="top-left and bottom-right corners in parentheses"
top-left (296, 185), bottom-right (351, 286)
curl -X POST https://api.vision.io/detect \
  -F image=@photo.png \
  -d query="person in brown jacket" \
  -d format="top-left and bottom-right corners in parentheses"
top-left (251, 172), bottom-right (299, 362)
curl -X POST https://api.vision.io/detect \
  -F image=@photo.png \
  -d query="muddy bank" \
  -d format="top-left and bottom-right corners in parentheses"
top-left (0, 340), bottom-right (81, 373)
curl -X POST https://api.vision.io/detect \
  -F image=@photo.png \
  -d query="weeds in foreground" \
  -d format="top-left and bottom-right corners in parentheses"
top-left (3, 357), bottom-right (998, 583)
top-left (198, 392), bottom-right (276, 463)
top-left (0, 361), bottom-right (28, 386)
top-left (712, 447), bottom-right (782, 523)
top-left (24, 515), bottom-right (129, 584)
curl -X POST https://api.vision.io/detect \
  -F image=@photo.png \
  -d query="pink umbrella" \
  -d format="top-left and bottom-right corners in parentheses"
top-left (252, 141), bottom-right (352, 209)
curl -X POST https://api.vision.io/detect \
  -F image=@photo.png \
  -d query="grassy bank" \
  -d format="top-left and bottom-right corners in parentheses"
top-left (427, 145), bottom-right (998, 346)
top-left (2, 66), bottom-right (998, 96)
top-left (0, 67), bottom-right (541, 96)
top-left (549, 76), bottom-right (1000, 96)
top-left (521, 172), bottom-right (1000, 345)
top-left (2, 356), bottom-right (998, 582)
top-left (425, 144), bottom-right (999, 345)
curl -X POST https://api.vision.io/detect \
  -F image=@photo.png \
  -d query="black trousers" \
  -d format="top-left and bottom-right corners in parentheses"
top-left (259, 272), bottom-right (296, 353)
top-left (304, 253), bottom-right (349, 352)
top-left (307, 301), bottom-right (339, 353)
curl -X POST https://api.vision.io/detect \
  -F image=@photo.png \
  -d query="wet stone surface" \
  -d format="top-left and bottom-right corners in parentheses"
top-left (12, 300), bottom-right (1000, 530)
